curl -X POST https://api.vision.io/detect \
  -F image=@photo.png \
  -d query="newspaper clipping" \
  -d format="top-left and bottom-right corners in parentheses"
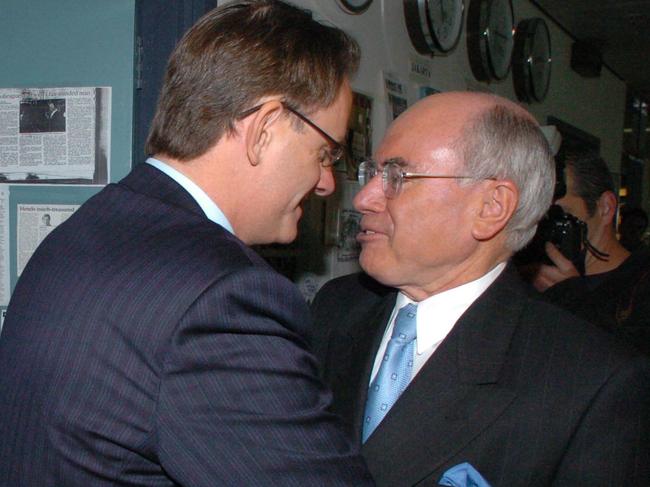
top-left (0, 187), bottom-right (9, 306)
top-left (17, 204), bottom-right (79, 277)
top-left (344, 91), bottom-right (373, 180)
top-left (337, 208), bottom-right (361, 262)
top-left (0, 87), bottom-right (111, 183)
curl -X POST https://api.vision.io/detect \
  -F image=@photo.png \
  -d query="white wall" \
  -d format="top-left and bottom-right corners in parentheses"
top-left (289, 0), bottom-right (627, 287)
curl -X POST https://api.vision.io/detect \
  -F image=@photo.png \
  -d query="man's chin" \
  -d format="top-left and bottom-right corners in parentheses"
top-left (274, 232), bottom-right (297, 245)
top-left (359, 250), bottom-right (396, 283)
top-left (246, 224), bottom-right (297, 246)
top-left (358, 250), bottom-right (377, 276)
top-left (267, 225), bottom-right (299, 245)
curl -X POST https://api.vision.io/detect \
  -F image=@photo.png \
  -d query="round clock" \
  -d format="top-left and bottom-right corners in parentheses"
top-left (512, 18), bottom-right (552, 103)
top-left (404, 0), bottom-right (465, 55)
top-left (336, 0), bottom-right (373, 14)
top-left (467, 0), bottom-right (515, 81)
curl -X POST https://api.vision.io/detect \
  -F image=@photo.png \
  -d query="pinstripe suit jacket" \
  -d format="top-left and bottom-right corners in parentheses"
top-left (0, 163), bottom-right (372, 486)
top-left (311, 269), bottom-right (650, 486)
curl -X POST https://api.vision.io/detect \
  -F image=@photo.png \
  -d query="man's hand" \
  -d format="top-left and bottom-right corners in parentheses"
top-left (532, 242), bottom-right (580, 292)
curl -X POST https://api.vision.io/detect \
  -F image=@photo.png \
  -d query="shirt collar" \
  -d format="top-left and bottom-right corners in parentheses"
top-left (146, 157), bottom-right (234, 235)
top-left (395, 262), bottom-right (506, 354)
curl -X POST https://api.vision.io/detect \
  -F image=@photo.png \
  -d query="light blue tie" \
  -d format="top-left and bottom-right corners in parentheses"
top-left (362, 303), bottom-right (417, 443)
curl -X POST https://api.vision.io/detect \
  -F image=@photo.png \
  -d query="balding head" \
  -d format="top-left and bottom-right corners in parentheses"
top-left (384, 91), bottom-right (555, 252)
top-left (394, 91), bottom-right (536, 135)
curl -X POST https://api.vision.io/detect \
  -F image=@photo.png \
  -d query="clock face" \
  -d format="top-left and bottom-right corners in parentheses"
top-left (513, 18), bottom-right (552, 103)
top-left (404, 0), bottom-right (464, 54)
top-left (529, 20), bottom-right (551, 100)
top-left (337, 0), bottom-right (373, 14)
top-left (427, 0), bottom-right (465, 52)
top-left (485, 0), bottom-right (514, 80)
top-left (466, 0), bottom-right (515, 81)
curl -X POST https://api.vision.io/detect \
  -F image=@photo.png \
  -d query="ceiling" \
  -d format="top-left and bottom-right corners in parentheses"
top-left (532, 0), bottom-right (650, 101)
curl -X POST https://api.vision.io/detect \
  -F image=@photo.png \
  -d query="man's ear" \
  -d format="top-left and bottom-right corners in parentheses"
top-left (244, 101), bottom-right (284, 166)
top-left (472, 180), bottom-right (518, 241)
top-left (596, 190), bottom-right (617, 226)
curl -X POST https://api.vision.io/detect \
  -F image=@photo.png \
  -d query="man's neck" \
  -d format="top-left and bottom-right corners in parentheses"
top-left (398, 251), bottom-right (510, 302)
top-left (585, 231), bottom-right (630, 275)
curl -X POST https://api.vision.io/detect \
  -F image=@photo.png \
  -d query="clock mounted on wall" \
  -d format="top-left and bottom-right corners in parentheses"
top-left (466, 0), bottom-right (515, 81)
top-left (404, 0), bottom-right (465, 55)
top-left (512, 17), bottom-right (552, 103)
top-left (336, 0), bottom-right (373, 14)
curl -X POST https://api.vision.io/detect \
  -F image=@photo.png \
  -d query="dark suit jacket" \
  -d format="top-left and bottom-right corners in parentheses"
top-left (543, 248), bottom-right (650, 355)
top-left (0, 163), bottom-right (372, 486)
top-left (311, 269), bottom-right (650, 486)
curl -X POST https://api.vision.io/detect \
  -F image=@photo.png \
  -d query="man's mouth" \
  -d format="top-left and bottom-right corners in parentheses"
top-left (357, 227), bottom-right (384, 243)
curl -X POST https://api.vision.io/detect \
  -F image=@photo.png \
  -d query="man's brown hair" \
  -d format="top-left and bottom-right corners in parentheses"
top-left (146, 0), bottom-right (360, 161)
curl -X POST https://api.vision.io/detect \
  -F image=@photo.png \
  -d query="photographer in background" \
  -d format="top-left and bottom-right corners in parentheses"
top-left (533, 155), bottom-right (650, 354)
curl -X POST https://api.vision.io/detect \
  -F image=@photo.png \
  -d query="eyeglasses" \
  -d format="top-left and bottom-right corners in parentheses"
top-left (358, 158), bottom-right (496, 199)
top-left (238, 102), bottom-right (345, 167)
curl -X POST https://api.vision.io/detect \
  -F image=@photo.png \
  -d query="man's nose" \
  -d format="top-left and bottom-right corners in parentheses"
top-left (353, 173), bottom-right (386, 213)
top-left (314, 165), bottom-right (336, 197)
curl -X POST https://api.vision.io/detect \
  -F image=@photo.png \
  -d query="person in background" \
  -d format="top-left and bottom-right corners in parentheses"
top-left (533, 155), bottom-right (650, 354)
top-left (312, 91), bottom-right (650, 486)
top-left (44, 100), bottom-right (65, 132)
top-left (0, 1), bottom-right (373, 485)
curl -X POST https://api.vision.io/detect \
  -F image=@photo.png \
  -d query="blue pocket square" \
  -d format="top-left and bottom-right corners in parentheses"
top-left (438, 462), bottom-right (492, 487)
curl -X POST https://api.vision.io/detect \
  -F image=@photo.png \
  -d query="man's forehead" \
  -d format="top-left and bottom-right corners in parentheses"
top-left (376, 131), bottom-right (460, 170)
top-left (386, 103), bottom-right (468, 146)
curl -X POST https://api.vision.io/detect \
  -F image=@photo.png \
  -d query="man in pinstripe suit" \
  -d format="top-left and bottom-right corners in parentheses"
top-left (0, 1), bottom-right (372, 485)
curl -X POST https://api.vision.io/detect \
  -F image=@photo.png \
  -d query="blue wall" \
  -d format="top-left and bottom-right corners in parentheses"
top-left (0, 0), bottom-right (136, 295)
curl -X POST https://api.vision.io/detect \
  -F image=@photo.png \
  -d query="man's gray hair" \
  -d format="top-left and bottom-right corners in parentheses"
top-left (458, 104), bottom-right (555, 252)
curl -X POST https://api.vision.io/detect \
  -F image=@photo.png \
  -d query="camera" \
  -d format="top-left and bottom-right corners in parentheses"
top-left (513, 158), bottom-right (588, 274)
top-left (537, 204), bottom-right (587, 265)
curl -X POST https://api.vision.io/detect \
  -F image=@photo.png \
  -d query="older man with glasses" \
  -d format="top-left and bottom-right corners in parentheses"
top-left (311, 91), bottom-right (650, 486)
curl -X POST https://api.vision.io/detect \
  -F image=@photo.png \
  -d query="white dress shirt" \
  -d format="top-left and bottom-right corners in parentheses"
top-left (369, 263), bottom-right (507, 384)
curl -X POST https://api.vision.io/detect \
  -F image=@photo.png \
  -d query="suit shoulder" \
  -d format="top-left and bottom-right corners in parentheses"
top-left (316, 273), bottom-right (392, 302)
top-left (520, 293), bottom-right (649, 371)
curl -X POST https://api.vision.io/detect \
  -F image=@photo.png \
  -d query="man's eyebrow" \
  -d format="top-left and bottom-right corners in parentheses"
top-left (383, 157), bottom-right (407, 168)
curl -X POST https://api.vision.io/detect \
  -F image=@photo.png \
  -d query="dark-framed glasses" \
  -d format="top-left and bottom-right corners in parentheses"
top-left (238, 102), bottom-right (345, 167)
top-left (358, 158), bottom-right (496, 199)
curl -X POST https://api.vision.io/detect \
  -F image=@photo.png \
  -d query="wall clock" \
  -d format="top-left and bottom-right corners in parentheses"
top-left (336, 0), bottom-right (373, 14)
top-left (404, 0), bottom-right (465, 55)
top-left (512, 18), bottom-right (552, 103)
top-left (466, 0), bottom-right (515, 81)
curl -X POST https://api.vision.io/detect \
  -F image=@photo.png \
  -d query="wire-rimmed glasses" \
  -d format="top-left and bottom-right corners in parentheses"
top-left (358, 158), bottom-right (495, 199)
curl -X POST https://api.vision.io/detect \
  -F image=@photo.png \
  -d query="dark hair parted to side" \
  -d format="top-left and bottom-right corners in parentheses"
top-left (145, 0), bottom-right (360, 161)
top-left (565, 155), bottom-right (615, 217)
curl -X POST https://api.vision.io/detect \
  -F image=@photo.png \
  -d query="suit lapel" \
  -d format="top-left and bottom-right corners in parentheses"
top-left (362, 268), bottom-right (526, 485)
top-left (330, 294), bottom-right (396, 444)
